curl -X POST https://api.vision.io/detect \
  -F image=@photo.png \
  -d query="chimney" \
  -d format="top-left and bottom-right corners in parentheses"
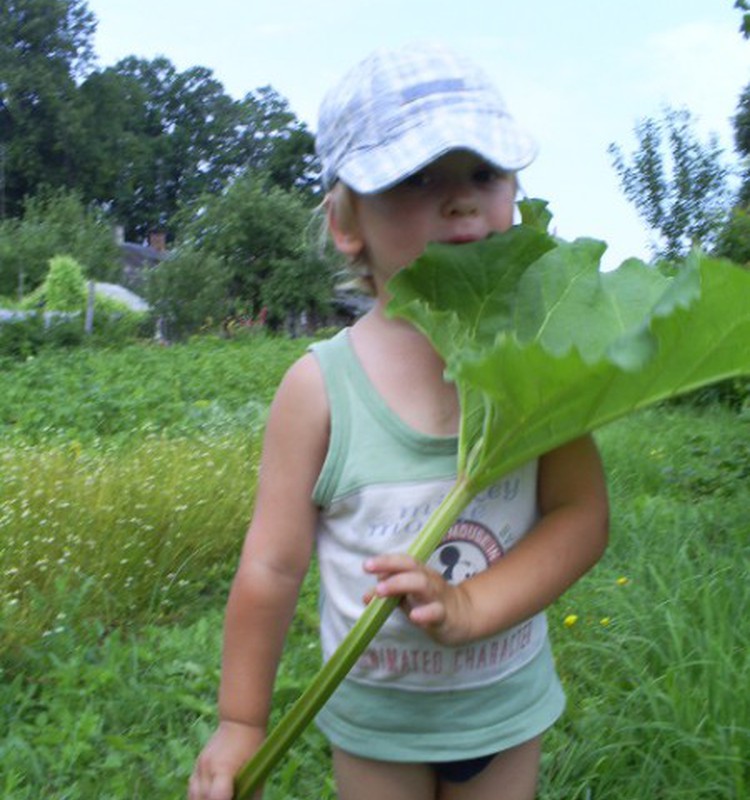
top-left (148, 231), bottom-right (167, 252)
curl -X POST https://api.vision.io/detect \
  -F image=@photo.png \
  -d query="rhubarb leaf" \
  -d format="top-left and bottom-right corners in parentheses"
top-left (387, 201), bottom-right (750, 494)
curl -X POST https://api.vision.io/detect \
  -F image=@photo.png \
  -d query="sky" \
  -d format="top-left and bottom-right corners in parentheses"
top-left (85, 0), bottom-right (750, 270)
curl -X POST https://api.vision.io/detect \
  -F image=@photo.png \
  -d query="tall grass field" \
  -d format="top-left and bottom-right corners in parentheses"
top-left (1, 336), bottom-right (748, 799)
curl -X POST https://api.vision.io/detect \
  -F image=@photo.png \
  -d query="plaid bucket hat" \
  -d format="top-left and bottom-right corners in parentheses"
top-left (316, 42), bottom-right (537, 193)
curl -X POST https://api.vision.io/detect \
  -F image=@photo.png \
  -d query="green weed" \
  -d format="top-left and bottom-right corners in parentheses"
top-left (0, 335), bottom-right (310, 444)
top-left (542, 407), bottom-right (750, 798)
top-left (1, 347), bottom-right (747, 798)
top-left (0, 434), bottom-right (259, 655)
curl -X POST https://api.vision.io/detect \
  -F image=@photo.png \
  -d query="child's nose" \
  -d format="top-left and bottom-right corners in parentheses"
top-left (441, 184), bottom-right (479, 217)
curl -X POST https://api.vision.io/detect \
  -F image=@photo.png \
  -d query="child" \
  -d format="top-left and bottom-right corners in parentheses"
top-left (188, 43), bottom-right (609, 800)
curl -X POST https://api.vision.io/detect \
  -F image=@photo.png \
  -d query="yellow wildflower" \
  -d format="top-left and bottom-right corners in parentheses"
top-left (563, 614), bottom-right (579, 628)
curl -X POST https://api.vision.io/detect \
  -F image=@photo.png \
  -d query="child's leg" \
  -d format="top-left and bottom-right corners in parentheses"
top-left (332, 747), bottom-right (437, 800)
top-left (437, 737), bottom-right (542, 800)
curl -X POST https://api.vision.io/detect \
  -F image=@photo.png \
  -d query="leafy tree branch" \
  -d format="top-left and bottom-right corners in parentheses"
top-left (609, 107), bottom-right (732, 261)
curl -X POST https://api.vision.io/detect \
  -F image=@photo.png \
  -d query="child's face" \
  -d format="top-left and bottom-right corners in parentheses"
top-left (332, 150), bottom-right (517, 292)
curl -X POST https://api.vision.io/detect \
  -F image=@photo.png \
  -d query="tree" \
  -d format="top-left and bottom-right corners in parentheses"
top-left (714, 206), bottom-right (750, 265)
top-left (261, 253), bottom-right (333, 333)
top-left (70, 68), bottom-right (154, 226)
top-left (236, 86), bottom-right (319, 196)
top-left (609, 107), bottom-right (732, 261)
top-left (712, 76), bottom-right (750, 266)
top-left (0, 188), bottom-right (119, 297)
top-left (0, 0), bottom-right (96, 217)
top-left (145, 249), bottom-right (230, 340)
top-left (72, 59), bottom-right (320, 242)
top-left (731, 84), bottom-right (750, 206)
top-left (73, 56), bottom-right (243, 241)
top-left (736, 0), bottom-right (750, 38)
top-left (176, 173), bottom-right (329, 320)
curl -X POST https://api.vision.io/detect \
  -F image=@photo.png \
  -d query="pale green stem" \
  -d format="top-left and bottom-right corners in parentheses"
top-left (233, 475), bottom-right (478, 799)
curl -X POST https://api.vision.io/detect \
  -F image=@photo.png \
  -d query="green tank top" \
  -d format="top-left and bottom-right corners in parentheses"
top-left (310, 329), bottom-right (565, 761)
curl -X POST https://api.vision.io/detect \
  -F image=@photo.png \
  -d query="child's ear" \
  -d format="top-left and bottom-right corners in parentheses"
top-left (327, 198), bottom-right (364, 258)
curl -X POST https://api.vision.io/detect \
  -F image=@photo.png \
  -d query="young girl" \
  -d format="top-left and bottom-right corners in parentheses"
top-left (189, 43), bottom-right (609, 800)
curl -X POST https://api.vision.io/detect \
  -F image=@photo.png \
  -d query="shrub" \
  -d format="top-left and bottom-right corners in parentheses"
top-left (145, 249), bottom-right (230, 340)
top-left (260, 253), bottom-right (334, 334)
top-left (670, 377), bottom-right (750, 412)
top-left (0, 315), bottom-right (46, 359)
top-left (44, 255), bottom-right (88, 312)
top-left (0, 188), bottom-right (120, 297)
top-left (0, 284), bottom-right (146, 360)
top-left (715, 206), bottom-right (750, 267)
top-left (0, 311), bottom-right (86, 359)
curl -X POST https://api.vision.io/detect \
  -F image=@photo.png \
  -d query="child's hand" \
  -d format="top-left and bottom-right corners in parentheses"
top-left (363, 554), bottom-right (472, 645)
top-left (188, 720), bottom-right (265, 800)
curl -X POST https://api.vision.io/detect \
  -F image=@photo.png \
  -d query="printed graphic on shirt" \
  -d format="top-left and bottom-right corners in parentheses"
top-left (358, 618), bottom-right (536, 679)
top-left (427, 519), bottom-right (505, 583)
top-left (318, 466), bottom-right (546, 691)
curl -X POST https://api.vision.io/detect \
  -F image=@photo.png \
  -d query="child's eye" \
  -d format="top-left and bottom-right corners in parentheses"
top-left (402, 170), bottom-right (433, 189)
top-left (473, 166), bottom-right (504, 184)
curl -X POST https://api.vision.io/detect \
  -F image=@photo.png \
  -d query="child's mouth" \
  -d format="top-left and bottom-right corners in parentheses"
top-left (442, 234), bottom-right (484, 245)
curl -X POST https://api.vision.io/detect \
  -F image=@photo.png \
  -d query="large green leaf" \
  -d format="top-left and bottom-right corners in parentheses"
top-left (388, 202), bottom-right (750, 493)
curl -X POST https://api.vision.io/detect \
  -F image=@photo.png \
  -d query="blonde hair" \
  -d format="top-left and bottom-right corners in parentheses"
top-left (321, 183), bottom-right (377, 296)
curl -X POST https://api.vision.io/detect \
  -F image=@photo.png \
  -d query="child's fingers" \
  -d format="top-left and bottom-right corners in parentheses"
top-left (207, 775), bottom-right (236, 800)
top-left (188, 768), bottom-right (235, 800)
top-left (373, 565), bottom-right (436, 600)
top-left (363, 553), bottom-right (435, 600)
top-left (362, 554), bottom-right (454, 633)
top-left (408, 599), bottom-right (446, 627)
top-left (363, 553), bottom-right (420, 575)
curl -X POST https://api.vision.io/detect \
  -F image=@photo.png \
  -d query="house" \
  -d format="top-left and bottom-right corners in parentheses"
top-left (116, 228), bottom-right (169, 293)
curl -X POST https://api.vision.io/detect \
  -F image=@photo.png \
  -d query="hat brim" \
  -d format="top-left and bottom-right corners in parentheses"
top-left (336, 107), bottom-right (537, 194)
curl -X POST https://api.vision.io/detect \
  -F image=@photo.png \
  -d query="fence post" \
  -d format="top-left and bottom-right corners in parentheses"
top-left (85, 281), bottom-right (95, 335)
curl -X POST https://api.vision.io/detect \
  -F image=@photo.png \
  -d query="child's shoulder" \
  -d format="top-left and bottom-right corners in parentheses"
top-left (270, 347), bottom-right (332, 431)
top-left (275, 349), bottom-right (327, 408)
top-left (263, 350), bottom-right (330, 464)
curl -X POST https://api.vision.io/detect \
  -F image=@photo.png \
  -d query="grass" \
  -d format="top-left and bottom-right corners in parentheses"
top-left (1, 337), bottom-right (748, 798)
top-left (541, 407), bottom-right (750, 799)
top-left (0, 333), bottom-right (309, 444)
top-left (0, 435), bottom-right (260, 654)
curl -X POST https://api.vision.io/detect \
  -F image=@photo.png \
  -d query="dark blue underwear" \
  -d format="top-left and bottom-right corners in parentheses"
top-left (432, 752), bottom-right (497, 783)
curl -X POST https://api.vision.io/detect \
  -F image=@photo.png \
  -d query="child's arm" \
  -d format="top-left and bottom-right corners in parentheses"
top-left (188, 354), bottom-right (329, 800)
top-left (365, 434), bottom-right (609, 645)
